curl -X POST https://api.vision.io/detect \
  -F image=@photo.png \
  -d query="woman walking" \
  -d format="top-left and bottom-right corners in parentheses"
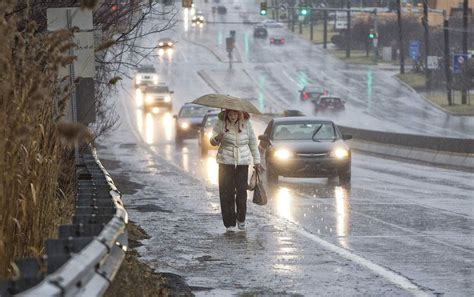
top-left (210, 109), bottom-right (261, 232)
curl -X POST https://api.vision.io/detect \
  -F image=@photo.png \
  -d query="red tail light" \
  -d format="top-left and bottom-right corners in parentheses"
top-left (281, 38), bottom-right (285, 44)
top-left (303, 92), bottom-right (309, 100)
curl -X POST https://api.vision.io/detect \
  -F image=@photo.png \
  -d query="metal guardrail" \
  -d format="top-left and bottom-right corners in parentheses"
top-left (0, 146), bottom-right (128, 296)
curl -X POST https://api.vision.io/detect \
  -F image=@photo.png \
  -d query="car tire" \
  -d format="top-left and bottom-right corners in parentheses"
top-left (175, 131), bottom-right (183, 144)
top-left (266, 163), bottom-right (278, 184)
top-left (339, 169), bottom-right (351, 184)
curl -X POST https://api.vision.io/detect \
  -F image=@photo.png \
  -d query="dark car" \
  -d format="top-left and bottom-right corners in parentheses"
top-left (197, 112), bottom-right (219, 155)
top-left (174, 104), bottom-right (213, 144)
top-left (313, 96), bottom-right (346, 114)
top-left (283, 110), bottom-right (305, 117)
top-left (192, 11), bottom-right (205, 25)
top-left (269, 36), bottom-right (285, 45)
top-left (258, 117), bottom-right (352, 184)
top-left (299, 86), bottom-right (327, 101)
top-left (217, 6), bottom-right (227, 14)
top-left (157, 38), bottom-right (174, 56)
top-left (142, 84), bottom-right (173, 113)
top-left (253, 25), bottom-right (268, 38)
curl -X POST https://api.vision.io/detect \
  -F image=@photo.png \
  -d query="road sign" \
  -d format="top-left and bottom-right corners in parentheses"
top-left (335, 11), bottom-right (348, 30)
top-left (427, 56), bottom-right (439, 70)
top-left (453, 54), bottom-right (468, 74)
top-left (409, 41), bottom-right (420, 60)
top-left (47, 8), bottom-right (93, 31)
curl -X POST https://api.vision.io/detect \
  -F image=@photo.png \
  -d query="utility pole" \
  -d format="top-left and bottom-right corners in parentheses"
top-left (397, 0), bottom-right (405, 74)
top-left (461, 0), bottom-right (469, 104)
top-left (310, 9), bottom-right (314, 41)
top-left (346, 0), bottom-right (351, 58)
top-left (373, 10), bottom-right (378, 62)
top-left (444, 16), bottom-right (453, 106)
top-left (422, 0), bottom-right (431, 89)
top-left (323, 10), bottom-right (328, 49)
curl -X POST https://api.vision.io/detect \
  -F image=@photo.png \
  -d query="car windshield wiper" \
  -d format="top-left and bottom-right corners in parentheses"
top-left (311, 125), bottom-right (323, 142)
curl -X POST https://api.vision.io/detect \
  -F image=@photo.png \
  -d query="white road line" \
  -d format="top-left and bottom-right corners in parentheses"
top-left (281, 69), bottom-right (299, 86)
top-left (264, 212), bottom-right (430, 297)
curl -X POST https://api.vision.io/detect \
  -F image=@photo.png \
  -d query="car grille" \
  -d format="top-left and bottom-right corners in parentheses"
top-left (296, 153), bottom-right (327, 159)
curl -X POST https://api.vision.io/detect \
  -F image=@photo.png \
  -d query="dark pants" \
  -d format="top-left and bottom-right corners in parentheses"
top-left (218, 164), bottom-right (249, 227)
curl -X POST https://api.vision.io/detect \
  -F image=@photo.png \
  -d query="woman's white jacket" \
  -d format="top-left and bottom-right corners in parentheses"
top-left (210, 118), bottom-right (260, 166)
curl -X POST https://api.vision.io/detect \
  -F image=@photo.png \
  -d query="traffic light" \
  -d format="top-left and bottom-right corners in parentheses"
top-left (182, 0), bottom-right (193, 8)
top-left (260, 2), bottom-right (267, 16)
top-left (368, 29), bottom-right (376, 39)
top-left (298, 3), bottom-right (309, 16)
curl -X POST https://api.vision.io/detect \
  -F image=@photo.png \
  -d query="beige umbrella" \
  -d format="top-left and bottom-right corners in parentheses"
top-left (192, 94), bottom-right (262, 114)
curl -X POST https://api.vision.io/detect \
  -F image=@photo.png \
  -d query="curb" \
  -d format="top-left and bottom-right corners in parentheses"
top-left (348, 139), bottom-right (474, 172)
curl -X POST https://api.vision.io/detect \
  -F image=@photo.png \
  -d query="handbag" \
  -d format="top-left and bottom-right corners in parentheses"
top-left (249, 170), bottom-right (267, 206)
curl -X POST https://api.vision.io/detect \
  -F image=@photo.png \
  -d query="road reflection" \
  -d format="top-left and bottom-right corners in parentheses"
top-left (183, 8), bottom-right (189, 32)
top-left (145, 113), bottom-right (154, 144)
top-left (206, 156), bottom-right (218, 185)
top-left (274, 187), bottom-right (294, 221)
top-left (334, 186), bottom-right (350, 248)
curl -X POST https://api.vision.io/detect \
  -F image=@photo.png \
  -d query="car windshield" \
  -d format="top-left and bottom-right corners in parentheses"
top-left (204, 115), bottom-right (218, 128)
top-left (272, 122), bottom-right (336, 141)
top-left (145, 86), bottom-right (169, 93)
top-left (137, 66), bottom-right (156, 73)
top-left (180, 106), bottom-right (209, 117)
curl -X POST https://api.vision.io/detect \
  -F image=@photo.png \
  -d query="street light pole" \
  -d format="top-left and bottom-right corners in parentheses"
top-left (346, 0), bottom-right (351, 58)
top-left (422, 0), bottom-right (431, 89)
top-left (444, 16), bottom-right (453, 106)
top-left (397, 0), bottom-right (405, 74)
top-left (461, 0), bottom-right (469, 104)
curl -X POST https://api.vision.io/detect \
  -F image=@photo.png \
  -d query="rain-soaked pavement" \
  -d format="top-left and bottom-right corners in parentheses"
top-left (99, 0), bottom-right (474, 295)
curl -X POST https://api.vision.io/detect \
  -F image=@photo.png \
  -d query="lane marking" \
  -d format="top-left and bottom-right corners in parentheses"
top-left (263, 211), bottom-right (431, 297)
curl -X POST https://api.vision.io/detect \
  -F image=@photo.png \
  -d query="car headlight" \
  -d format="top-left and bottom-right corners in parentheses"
top-left (192, 16), bottom-right (197, 20)
top-left (199, 16), bottom-right (204, 21)
top-left (167, 42), bottom-right (173, 46)
top-left (206, 131), bottom-right (212, 139)
top-left (145, 95), bottom-right (154, 104)
top-left (274, 149), bottom-right (293, 160)
top-left (164, 95), bottom-right (171, 102)
top-left (158, 42), bottom-right (164, 46)
top-left (135, 75), bottom-right (141, 84)
top-left (331, 148), bottom-right (349, 159)
top-left (180, 122), bottom-right (190, 130)
top-left (153, 75), bottom-right (159, 85)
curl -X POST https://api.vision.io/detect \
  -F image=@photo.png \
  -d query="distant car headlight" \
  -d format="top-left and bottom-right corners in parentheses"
top-left (158, 42), bottom-right (164, 46)
top-left (180, 122), bottom-right (190, 130)
top-left (164, 95), bottom-right (171, 102)
top-left (167, 42), bottom-right (173, 46)
top-left (192, 16), bottom-right (197, 20)
top-left (135, 75), bottom-right (141, 84)
top-left (274, 149), bottom-right (292, 160)
top-left (153, 75), bottom-right (159, 85)
top-left (145, 95), bottom-right (154, 104)
top-left (331, 148), bottom-right (349, 159)
top-left (199, 16), bottom-right (204, 21)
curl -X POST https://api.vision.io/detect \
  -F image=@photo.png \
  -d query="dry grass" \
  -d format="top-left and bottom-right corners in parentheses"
top-left (298, 23), bottom-right (338, 45)
top-left (328, 49), bottom-right (378, 65)
top-left (396, 73), bottom-right (427, 89)
top-left (0, 3), bottom-right (84, 278)
top-left (424, 92), bottom-right (474, 115)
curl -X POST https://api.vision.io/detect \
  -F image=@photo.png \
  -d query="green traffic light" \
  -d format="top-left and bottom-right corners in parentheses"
top-left (260, 9), bottom-right (267, 16)
top-left (301, 9), bottom-right (308, 16)
top-left (368, 33), bottom-right (375, 39)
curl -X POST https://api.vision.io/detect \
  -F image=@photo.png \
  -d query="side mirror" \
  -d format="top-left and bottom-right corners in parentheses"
top-left (173, 115), bottom-right (177, 119)
top-left (342, 134), bottom-right (352, 140)
top-left (170, 91), bottom-right (174, 94)
top-left (258, 135), bottom-right (269, 142)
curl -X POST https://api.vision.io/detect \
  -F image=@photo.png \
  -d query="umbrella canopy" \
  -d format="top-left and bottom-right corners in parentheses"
top-left (192, 94), bottom-right (262, 114)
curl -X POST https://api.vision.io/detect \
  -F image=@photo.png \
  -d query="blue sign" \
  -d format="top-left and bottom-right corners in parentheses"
top-left (409, 41), bottom-right (420, 60)
top-left (453, 54), bottom-right (469, 74)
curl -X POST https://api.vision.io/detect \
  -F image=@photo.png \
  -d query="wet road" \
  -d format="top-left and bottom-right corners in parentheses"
top-left (99, 1), bottom-right (474, 295)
